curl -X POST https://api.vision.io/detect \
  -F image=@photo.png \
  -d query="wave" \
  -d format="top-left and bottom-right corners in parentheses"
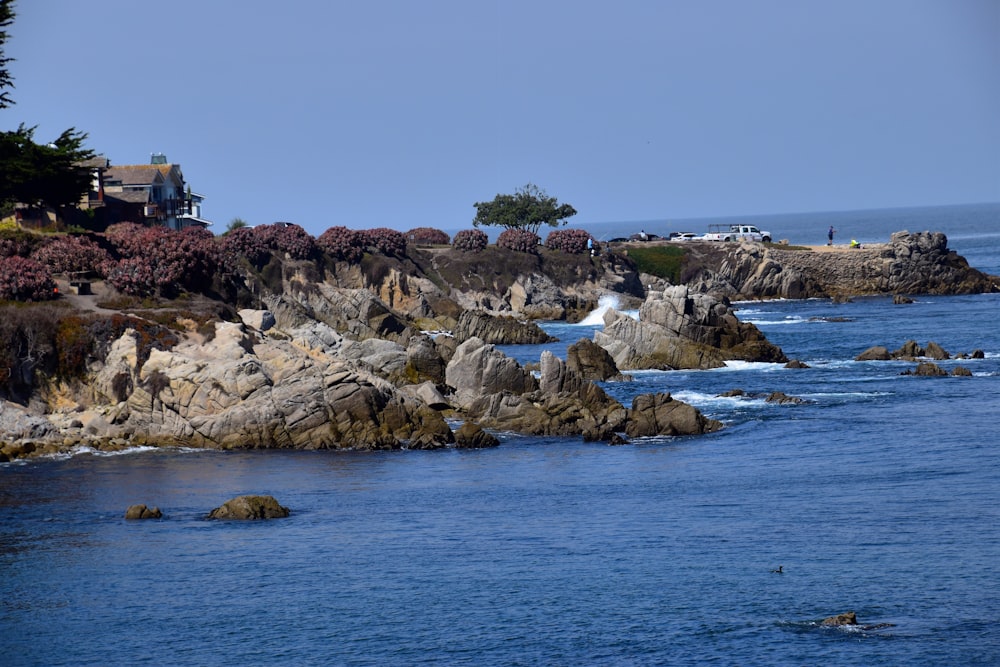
top-left (576, 294), bottom-right (639, 325)
top-left (3, 443), bottom-right (202, 465)
top-left (717, 361), bottom-right (787, 372)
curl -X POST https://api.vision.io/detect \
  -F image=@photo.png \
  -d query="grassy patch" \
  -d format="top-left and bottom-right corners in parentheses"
top-left (622, 245), bottom-right (686, 283)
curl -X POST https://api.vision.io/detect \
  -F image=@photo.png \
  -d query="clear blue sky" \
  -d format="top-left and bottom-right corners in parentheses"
top-left (6, 0), bottom-right (999, 236)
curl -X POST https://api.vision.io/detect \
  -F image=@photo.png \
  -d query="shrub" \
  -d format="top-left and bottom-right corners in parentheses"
top-left (102, 225), bottom-right (220, 296)
top-left (103, 222), bottom-right (148, 257)
top-left (360, 227), bottom-right (407, 256)
top-left (219, 225), bottom-right (268, 268)
top-left (0, 256), bottom-right (57, 301)
top-left (405, 227), bottom-right (450, 245)
top-left (545, 228), bottom-right (593, 254)
top-left (150, 227), bottom-right (220, 293)
top-left (0, 229), bottom-right (40, 258)
top-left (452, 229), bottom-right (488, 253)
top-left (253, 223), bottom-right (316, 260)
top-left (496, 229), bottom-right (540, 253)
top-left (104, 257), bottom-right (156, 296)
top-left (31, 235), bottom-right (112, 275)
top-left (317, 226), bottom-right (366, 263)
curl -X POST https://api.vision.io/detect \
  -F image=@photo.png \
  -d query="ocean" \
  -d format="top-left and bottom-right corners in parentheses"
top-left (2, 203), bottom-right (999, 666)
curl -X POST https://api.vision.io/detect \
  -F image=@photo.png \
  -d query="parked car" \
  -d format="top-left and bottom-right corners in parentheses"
top-left (669, 232), bottom-right (700, 242)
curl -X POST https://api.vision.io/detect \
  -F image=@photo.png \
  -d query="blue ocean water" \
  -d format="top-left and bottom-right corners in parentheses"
top-left (2, 204), bottom-right (999, 666)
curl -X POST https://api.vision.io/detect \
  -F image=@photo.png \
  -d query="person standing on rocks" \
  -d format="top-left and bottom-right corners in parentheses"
top-left (828, 225), bottom-right (836, 246)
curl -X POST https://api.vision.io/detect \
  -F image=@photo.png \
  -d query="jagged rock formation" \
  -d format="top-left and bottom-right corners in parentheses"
top-left (566, 338), bottom-right (628, 381)
top-left (594, 286), bottom-right (787, 370)
top-left (855, 340), bottom-right (952, 361)
top-left (446, 343), bottom-right (720, 439)
top-left (453, 310), bottom-right (555, 345)
top-left (115, 320), bottom-right (454, 451)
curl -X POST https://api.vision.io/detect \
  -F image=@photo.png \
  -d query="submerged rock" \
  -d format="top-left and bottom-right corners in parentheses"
top-left (821, 612), bottom-right (858, 626)
top-left (125, 504), bottom-right (163, 520)
top-left (454, 422), bottom-right (499, 449)
top-left (208, 495), bottom-right (290, 520)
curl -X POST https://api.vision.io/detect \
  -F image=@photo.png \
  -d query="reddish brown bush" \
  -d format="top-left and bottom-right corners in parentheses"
top-left (318, 226), bottom-right (366, 262)
top-left (405, 227), bottom-right (450, 245)
top-left (452, 229), bottom-right (488, 253)
top-left (496, 229), bottom-right (540, 253)
top-left (0, 256), bottom-right (58, 301)
top-left (360, 227), bottom-right (407, 256)
top-left (31, 235), bottom-right (112, 275)
top-left (545, 228), bottom-right (593, 254)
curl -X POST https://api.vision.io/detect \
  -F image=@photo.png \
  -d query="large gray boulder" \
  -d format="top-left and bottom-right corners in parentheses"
top-left (445, 337), bottom-right (538, 407)
top-left (453, 309), bottom-right (555, 345)
top-left (566, 338), bottom-right (626, 381)
top-left (595, 286), bottom-right (786, 370)
top-left (625, 393), bottom-right (723, 437)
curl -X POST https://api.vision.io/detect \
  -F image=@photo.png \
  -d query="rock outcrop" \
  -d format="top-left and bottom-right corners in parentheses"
top-left (207, 495), bottom-right (290, 520)
top-left (683, 232), bottom-right (998, 300)
top-left (594, 286), bottom-right (787, 370)
top-left (117, 320), bottom-right (454, 451)
top-left (566, 338), bottom-right (628, 381)
top-left (453, 422), bottom-right (500, 449)
top-left (855, 340), bottom-right (953, 362)
top-left (625, 393), bottom-right (722, 437)
top-left (453, 310), bottom-right (555, 345)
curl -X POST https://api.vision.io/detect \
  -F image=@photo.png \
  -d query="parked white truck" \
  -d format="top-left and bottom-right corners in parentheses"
top-left (701, 224), bottom-right (772, 243)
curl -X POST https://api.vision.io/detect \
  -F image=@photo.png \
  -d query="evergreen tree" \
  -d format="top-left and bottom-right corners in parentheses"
top-left (0, 1), bottom-right (95, 214)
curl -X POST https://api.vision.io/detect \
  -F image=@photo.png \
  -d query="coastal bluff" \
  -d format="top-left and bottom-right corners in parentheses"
top-left (680, 231), bottom-right (998, 300)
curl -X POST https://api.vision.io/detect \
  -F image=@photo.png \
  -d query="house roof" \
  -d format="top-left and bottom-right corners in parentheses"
top-left (104, 191), bottom-right (152, 204)
top-left (105, 163), bottom-right (184, 186)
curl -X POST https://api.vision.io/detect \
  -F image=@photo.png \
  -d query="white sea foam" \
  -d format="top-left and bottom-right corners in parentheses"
top-left (716, 361), bottom-right (787, 372)
top-left (743, 315), bottom-right (811, 326)
top-left (576, 295), bottom-right (639, 325)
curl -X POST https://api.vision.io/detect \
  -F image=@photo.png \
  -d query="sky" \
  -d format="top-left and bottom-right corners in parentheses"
top-left (5, 0), bottom-right (999, 236)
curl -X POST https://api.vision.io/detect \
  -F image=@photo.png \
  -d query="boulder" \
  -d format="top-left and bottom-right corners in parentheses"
top-left (924, 341), bottom-right (949, 360)
top-left (238, 309), bottom-right (275, 332)
top-left (454, 422), bottom-right (499, 449)
top-left (595, 286), bottom-right (786, 370)
top-left (893, 294), bottom-right (914, 304)
top-left (902, 362), bottom-right (948, 376)
top-left (765, 391), bottom-right (808, 405)
top-left (405, 335), bottom-right (447, 384)
top-left (453, 309), bottom-right (555, 345)
top-left (445, 337), bottom-right (538, 407)
top-left (892, 339), bottom-right (924, 359)
top-left (855, 346), bottom-right (891, 361)
top-left (625, 393), bottom-right (723, 437)
top-left (784, 359), bottom-right (810, 369)
top-left (208, 495), bottom-right (289, 520)
top-left (566, 338), bottom-right (625, 381)
top-left (821, 612), bottom-right (857, 627)
top-left (125, 504), bottom-right (163, 520)
top-left (952, 366), bottom-right (972, 377)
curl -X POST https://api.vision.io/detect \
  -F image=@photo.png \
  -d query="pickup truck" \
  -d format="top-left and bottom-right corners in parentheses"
top-left (701, 224), bottom-right (772, 243)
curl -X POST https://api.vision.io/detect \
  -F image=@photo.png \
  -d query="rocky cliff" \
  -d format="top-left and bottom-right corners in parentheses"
top-left (683, 232), bottom-right (998, 300)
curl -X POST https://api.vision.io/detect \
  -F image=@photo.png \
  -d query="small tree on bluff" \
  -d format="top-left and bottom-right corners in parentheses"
top-left (473, 183), bottom-right (577, 235)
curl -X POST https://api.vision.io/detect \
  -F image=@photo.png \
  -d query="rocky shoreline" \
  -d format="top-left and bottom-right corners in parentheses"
top-left (2, 230), bottom-right (996, 462)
